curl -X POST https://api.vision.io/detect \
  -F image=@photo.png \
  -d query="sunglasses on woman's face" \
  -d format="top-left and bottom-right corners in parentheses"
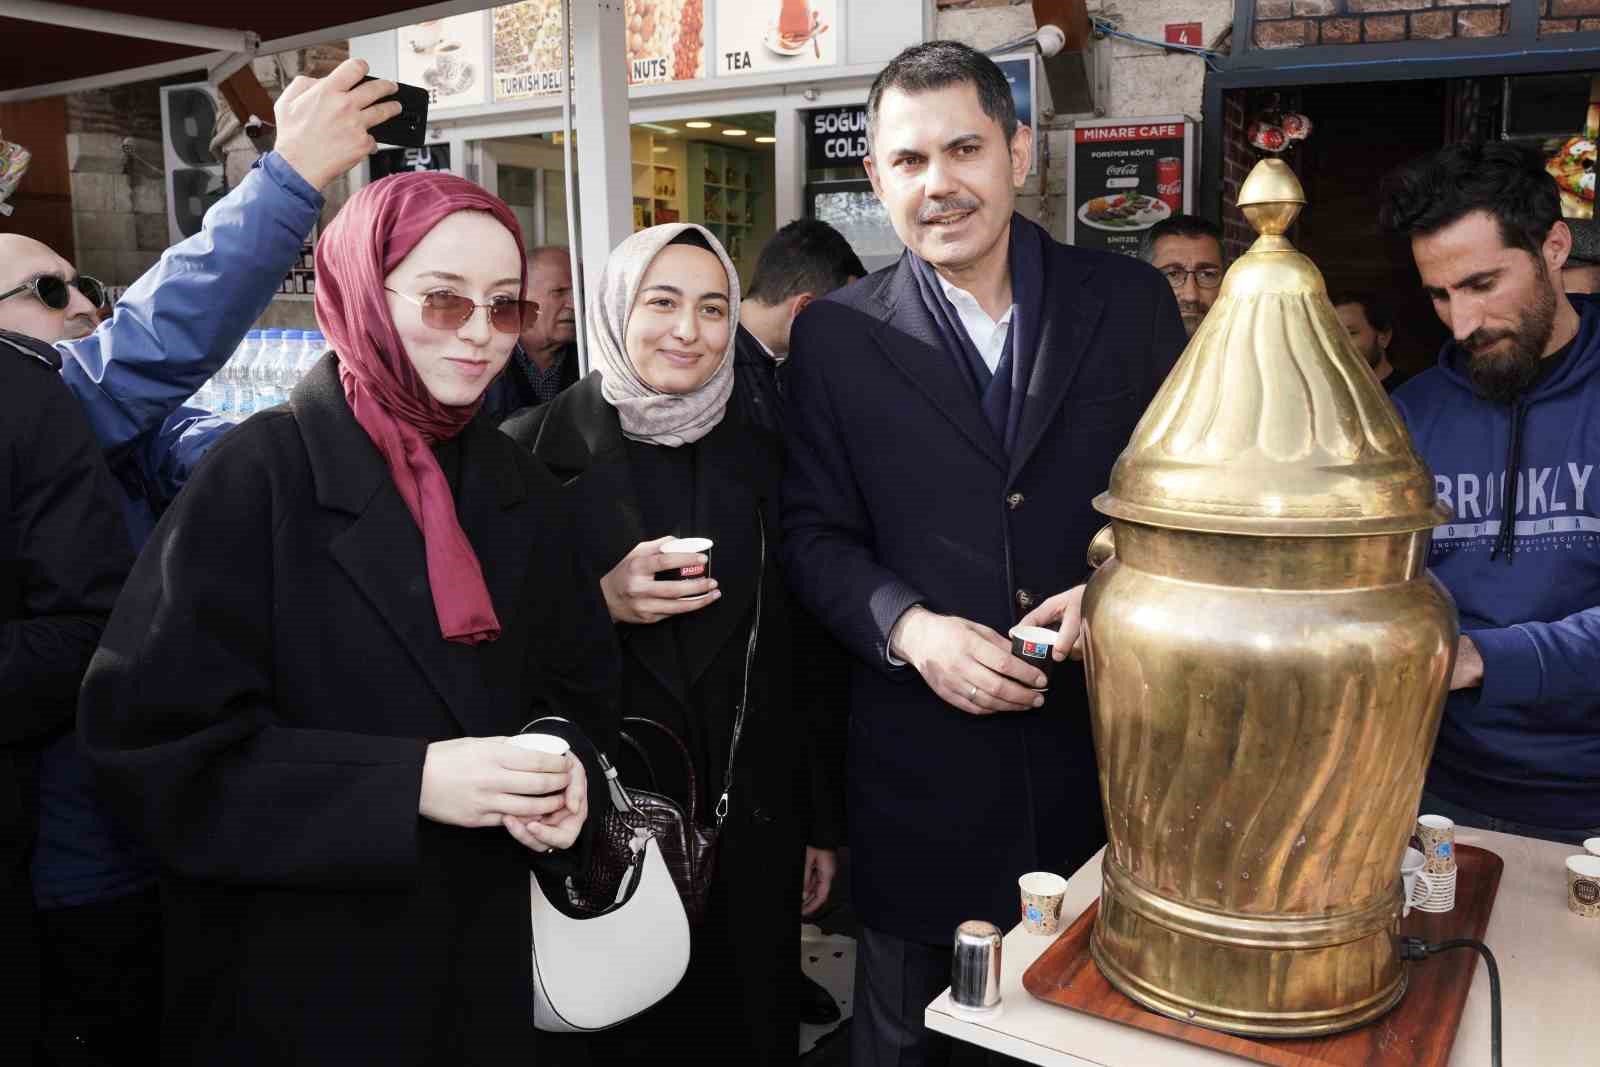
top-left (385, 288), bottom-right (538, 335)
top-left (0, 273), bottom-right (106, 311)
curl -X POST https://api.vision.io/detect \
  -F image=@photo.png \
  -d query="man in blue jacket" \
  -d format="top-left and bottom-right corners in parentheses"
top-left (1373, 141), bottom-right (1600, 846)
top-left (0, 59), bottom-right (399, 1063)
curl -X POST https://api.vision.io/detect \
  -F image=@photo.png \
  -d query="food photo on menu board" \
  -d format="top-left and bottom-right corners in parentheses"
top-left (1067, 118), bottom-right (1193, 256)
top-left (718, 0), bottom-right (837, 75)
top-left (493, 1), bottom-right (567, 101)
top-left (625, 0), bottom-right (707, 85)
top-left (398, 13), bottom-right (488, 109)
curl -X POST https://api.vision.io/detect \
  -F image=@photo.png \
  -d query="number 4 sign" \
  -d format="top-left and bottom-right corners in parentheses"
top-left (1165, 22), bottom-right (1203, 47)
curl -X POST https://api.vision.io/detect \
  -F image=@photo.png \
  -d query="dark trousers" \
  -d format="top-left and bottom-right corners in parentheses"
top-left (1419, 789), bottom-right (1600, 847)
top-left (34, 887), bottom-right (162, 1067)
top-left (851, 926), bottom-right (1024, 1067)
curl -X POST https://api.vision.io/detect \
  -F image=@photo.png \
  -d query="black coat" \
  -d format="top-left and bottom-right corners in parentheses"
top-left (78, 355), bottom-right (618, 1066)
top-left (1, 330), bottom-right (131, 1043)
top-left (480, 342), bottom-right (582, 426)
top-left (782, 239), bottom-right (1184, 944)
top-left (502, 376), bottom-right (813, 1063)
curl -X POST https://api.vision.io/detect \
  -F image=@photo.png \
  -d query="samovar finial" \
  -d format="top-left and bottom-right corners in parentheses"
top-left (1235, 157), bottom-right (1305, 240)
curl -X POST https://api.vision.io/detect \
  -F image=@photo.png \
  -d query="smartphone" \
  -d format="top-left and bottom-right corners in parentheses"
top-left (358, 75), bottom-right (430, 148)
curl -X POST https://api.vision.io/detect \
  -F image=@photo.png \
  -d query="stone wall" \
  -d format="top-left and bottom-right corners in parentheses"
top-left (1250, 0), bottom-right (1511, 49)
top-left (65, 84), bottom-right (169, 287)
top-left (935, 1), bottom-right (1230, 239)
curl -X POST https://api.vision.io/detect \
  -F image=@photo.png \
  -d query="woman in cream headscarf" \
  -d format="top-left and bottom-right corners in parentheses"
top-left (504, 224), bottom-right (827, 1064)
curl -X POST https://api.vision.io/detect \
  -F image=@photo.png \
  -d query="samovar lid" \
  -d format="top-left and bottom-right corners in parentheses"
top-left (1095, 158), bottom-right (1449, 537)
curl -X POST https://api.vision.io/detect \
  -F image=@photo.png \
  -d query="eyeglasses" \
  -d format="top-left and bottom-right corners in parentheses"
top-left (0, 273), bottom-right (106, 311)
top-left (1158, 266), bottom-right (1223, 290)
top-left (385, 288), bottom-right (538, 334)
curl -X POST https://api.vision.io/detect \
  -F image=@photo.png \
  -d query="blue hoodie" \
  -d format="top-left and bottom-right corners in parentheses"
top-left (1392, 294), bottom-right (1600, 830)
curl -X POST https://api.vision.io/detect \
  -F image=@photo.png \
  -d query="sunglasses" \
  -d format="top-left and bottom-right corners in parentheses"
top-left (385, 288), bottom-right (537, 334)
top-left (0, 273), bottom-right (106, 311)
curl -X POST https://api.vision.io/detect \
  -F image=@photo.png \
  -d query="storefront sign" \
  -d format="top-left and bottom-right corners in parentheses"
top-left (717, 0), bottom-right (838, 76)
top-left (1066, 116), bottom-right (1195, 256)
top-left (806, 105), bottom-right (868, 169)
top-left (626, 0), bottom-right (707, 85)
top-left (397, 13), bottom-right (489, 110)
top-left (494, 1), bottom-right (566, 101)
top-left (368, 144), bottom-right (452, 181)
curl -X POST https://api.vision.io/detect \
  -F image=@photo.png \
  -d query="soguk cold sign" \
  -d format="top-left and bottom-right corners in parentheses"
top-left (807, 105), bottom-right (869, 168)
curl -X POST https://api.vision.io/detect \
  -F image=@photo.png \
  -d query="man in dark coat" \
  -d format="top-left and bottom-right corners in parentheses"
top-left (0, 329), bottom-right (132, 1061)
top-left (781, 42), bottom-right (1184, 1066)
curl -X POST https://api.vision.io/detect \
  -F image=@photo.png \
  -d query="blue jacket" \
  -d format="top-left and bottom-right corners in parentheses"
top-left (1394, 294), bottom-right (1600, 830)
top-left (33, 150), bottom-right (322, 909)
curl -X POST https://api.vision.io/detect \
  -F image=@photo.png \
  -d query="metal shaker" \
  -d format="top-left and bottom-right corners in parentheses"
top-left (950, 920), bottom-right (1002, 1012)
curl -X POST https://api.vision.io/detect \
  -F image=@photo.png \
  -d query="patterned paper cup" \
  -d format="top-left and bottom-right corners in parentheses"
top-left (1567, 855), bottom-right (1600, 918)
top-left (654, 536), bottom-right (714, 595)
top-left (1416, 814), bottom-right (1456, 875)
top-left (1018, 871), bottom-right (1068, 935)
top-left (1008, 625), bottom-right (1058, 686)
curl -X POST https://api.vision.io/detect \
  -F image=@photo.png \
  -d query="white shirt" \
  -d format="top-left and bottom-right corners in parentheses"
top-left (936, 274), bottom-right (1015, 375)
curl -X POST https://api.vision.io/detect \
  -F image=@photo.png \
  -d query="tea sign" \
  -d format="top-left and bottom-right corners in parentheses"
top-left (717, 0), bottom-right (838, 75)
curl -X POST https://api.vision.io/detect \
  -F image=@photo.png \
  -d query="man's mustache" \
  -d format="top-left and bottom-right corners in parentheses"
top-left (918, 196), bottom-right (980, 224)
top-left (1463, 328), bottom-right (1515, 355)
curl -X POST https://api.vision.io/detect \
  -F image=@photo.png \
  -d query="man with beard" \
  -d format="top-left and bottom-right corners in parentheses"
top-left (1139, 214), bottom-right (1224, 338)
top-left (782, 41), bottom-right (1183, 1065)
top-left (482, 246), bottom-right (580, 421)
top-left (1331, 291), bottom-right (1410, 393)
top-left (1375, 139), bottom-right (1600, 846)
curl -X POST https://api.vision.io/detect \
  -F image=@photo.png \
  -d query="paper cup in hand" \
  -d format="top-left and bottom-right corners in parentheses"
top-left (653, 537), bottom-right (714, 596)
top-left (1567, 854), bottom-right (1600, 918)
top-left (508, 733), bottom-right (570, 756)
top-left (1009, 625), bottom-right (1058, 686)
top-left (1399, 847), bottom-right (1438, 918)
top-left (1018, 871), bottom-right (1068, 935)
top-left (1415, 814), bottom-right (1455, 874)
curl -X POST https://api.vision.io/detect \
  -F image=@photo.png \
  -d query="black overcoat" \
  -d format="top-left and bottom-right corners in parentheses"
top-left (782, 236), bottom-right (1185, 944)
top-left (77, 355), bottom-right (619, 1066)
top-left (502, 375), bottom-right (808, 1063)
top-left (1, 331), bottom-right (131, 1052)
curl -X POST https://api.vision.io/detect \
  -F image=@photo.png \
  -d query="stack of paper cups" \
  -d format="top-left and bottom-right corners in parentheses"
top-left (1412, 814), bottom-right (1457, 913)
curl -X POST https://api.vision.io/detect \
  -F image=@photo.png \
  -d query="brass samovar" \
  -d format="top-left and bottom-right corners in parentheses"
top-left (1082, 159), bottom-right (1458, 1037)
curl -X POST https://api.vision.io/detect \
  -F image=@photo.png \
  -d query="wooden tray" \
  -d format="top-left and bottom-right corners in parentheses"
top-left (1021, 844), bottom-right (1503, 1066)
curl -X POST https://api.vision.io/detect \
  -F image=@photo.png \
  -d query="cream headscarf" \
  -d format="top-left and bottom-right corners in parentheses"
top-left (591, 223), bottom-right (741, 447)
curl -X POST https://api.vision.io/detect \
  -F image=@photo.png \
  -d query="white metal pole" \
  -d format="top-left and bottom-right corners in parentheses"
top-left (1, 0), bottom-right (256, 53)
top-left (560, 0), bottom-right (588, 376)
top-left (569, 0), bottom-right (633, 319)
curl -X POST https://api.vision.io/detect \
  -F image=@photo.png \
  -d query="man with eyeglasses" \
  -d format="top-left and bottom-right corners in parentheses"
top-left (0, 59), bottom-right (400, 1067)
top-left (1140, 214), bottom-right (1225, 339)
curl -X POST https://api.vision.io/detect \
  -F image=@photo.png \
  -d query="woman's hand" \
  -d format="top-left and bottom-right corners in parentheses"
top-left (504, 756), bottom-right (589, 854)
top-left (801, 846), bottom-right (838, 917)
top-left (418, 737), bottom-right (573, 828)
top-left (599, 535), bottom-right (720, 624)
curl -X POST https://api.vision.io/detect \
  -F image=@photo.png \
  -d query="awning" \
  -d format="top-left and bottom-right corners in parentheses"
top-left (0, 0), bottom-right (497, 101)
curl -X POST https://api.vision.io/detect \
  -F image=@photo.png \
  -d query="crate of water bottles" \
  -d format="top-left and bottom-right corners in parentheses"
top-left (192, 328), bottom-right (328, 421)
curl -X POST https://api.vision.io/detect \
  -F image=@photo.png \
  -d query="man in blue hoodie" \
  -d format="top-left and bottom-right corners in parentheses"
top-left (0, 59), bottom-right (399, 1064)
top-left (1378, 140), bottom-right (1600, 846)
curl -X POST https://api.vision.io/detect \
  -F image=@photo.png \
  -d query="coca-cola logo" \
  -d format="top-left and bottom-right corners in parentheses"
top-left (1105, 163), bottom-right (1139, 176)
top-left (1156, 180), bottom-right (1182, 195)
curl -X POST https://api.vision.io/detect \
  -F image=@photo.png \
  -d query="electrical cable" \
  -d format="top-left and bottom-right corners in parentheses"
top-left (1399, 936), bottom-right (1502, 1067)
top-left (1090, 17), bottom-right (1223, 73)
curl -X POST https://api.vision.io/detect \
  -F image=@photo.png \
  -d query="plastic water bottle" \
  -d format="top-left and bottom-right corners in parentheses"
top-left (216, 330), bottom-right (260, 421)
top-left (238, 329), bottom-right (280, 418)
top-left (293, 330), bottom-right (326, 384)
top-left (266, 330), bottom-right (302, 408)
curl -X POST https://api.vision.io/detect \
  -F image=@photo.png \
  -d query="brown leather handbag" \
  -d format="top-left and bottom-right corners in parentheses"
top-left (569, 515), bottom-right (766, 926)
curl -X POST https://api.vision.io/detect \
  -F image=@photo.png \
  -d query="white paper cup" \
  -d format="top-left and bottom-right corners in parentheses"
top-left (507, 733), bottom-right (570, 756)
top-left (1018, 872), bottom-right (1068, 935)
top-left (1567, 854), bottom-right (1600, 918)
top-left (1583, 837), bottom-right (1600, 859)
top-left (1412, 867), bottom-right (1458, 913)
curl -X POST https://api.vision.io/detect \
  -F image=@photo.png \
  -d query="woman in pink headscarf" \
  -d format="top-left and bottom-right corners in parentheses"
top-left (79, 172), bottom-right (618, 1066)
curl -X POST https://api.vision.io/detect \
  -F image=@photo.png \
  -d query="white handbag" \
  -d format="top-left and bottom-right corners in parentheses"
top-left (524, 724), bottom-right (691, 1033)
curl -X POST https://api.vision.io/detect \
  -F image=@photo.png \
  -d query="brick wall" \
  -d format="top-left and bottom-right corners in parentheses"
top-left (1539, 0), bottom-right (1600, 34)
top-left (1221, 91), bottom-right (1254, 262)
top-left (1251, 0), bottom-right (1510, 49)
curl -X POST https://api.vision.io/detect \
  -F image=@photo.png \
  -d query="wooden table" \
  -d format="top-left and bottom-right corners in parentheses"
top-left (926, 827), bottom-right (1596, 1066)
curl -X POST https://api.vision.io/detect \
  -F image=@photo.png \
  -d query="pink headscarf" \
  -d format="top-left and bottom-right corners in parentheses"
top-left (314, 171), bottom-right (527, 646)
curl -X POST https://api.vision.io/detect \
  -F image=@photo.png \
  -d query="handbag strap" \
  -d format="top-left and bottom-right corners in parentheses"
top-left (618, 716), bottom-right (700, 824)
top-left (714, 506), bottom-right (765, 829)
